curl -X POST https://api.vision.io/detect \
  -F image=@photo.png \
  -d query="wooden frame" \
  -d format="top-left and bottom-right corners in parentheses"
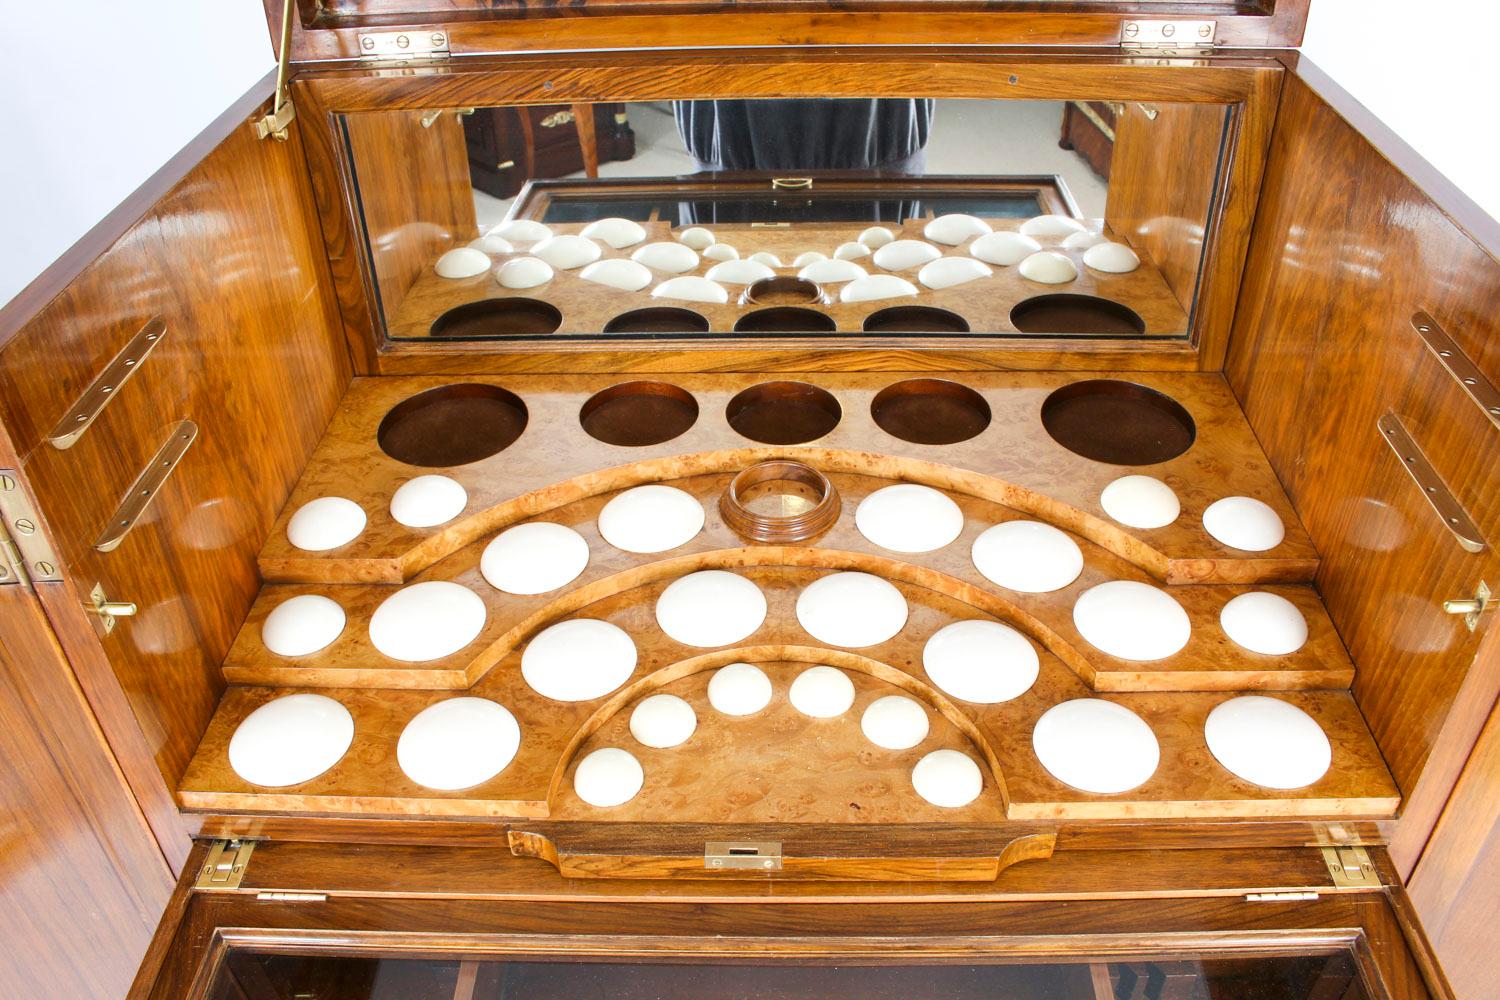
top-left (292, 49), bottom-right (1281, 375)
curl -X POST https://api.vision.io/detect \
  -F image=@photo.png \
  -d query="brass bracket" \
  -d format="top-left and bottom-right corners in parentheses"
top-left (1444, 580), bottom-right (1492, 632)
top-left (1412, 312), bottom-right (1500, 431)
top-left (705, 841), bottom-right (782, 872)
top-left (1321, 846), bottom-right (1379, 889)
top-left (49, 317), bottom-right (166, 450)
top-left (1378, 413), bottom-right (1486, 553)
top-left (196, 839), bottom-right (255, 890)
top-left (255, 1), bottom-right (297, 141)
top-left (771, 177), bottom-right (813, 191)
top-left (86, 582), bottom-right (137, 636)
top-left (94, 420), bottom-right (197, 553)
top-left (0, 470), bottom-right (62, 583)
top-left (540, 110), bottom-right (576, 129)
top-left (421, 108), bottom-right (475, 129)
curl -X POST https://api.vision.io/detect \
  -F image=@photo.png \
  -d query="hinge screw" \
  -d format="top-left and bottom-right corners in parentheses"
top-left (396, 33), bottom-right (410, 48)
top-left (361, 36), bottom-right (375, 50)
top-left (35, 561), bottom-right (54, 577)
top-left (14, 518), bottom-right (35, 535)
top-left (0, 474), bottom-right (14, 491)
top-left (1122, 22), bottom-right (1139, 36)
top-left (1198, 23), bottom-right (1213, 37)
top-left (1160, 23), bottom-right (1176, 36)
top-left (431, 33), bottom-right (446, 45)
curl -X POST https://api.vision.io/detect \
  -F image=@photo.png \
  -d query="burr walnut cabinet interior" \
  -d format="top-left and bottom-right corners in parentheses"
top-left (0, 3), bottom-right (1496, 998)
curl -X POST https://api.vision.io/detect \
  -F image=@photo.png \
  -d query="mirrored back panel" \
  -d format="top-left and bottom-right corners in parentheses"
top-left (341, 98), bottom-right (1230, 343)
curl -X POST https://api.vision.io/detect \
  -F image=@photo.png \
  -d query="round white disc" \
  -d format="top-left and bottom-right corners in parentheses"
top-left (628, 693), bottom-right (698, 748)
top-left (228, 694), bottom-right (354, 787)
top-left (1220, 592), bottom-right (1309, 655)
top-left (396, 697), bottom-right (520, 791)
top-left (911, 749), bottom-right (983, 807)
top-left (860, 695), bottom-right (930, 750)
top-left (389, 474), bottom-right (468, 528)
top-left (707, 662), bottom-right (773, 716)
top-left (286, 496), bottom-right (366, 552)
top-left (369, 581), bottom-right (487, 662)
top-left (521, 619), bottom-right (637, 701)
top-left (1032, 699), bottom-right (1159, 794)
top-left (1203, 496), bottom-right (1286, 551)
top-left (655, 570), bottom-right (768, 647)
top-left (1205, 696), bottom-right (1331, 789)
top-left (434, 247), bottom-right (491, 279)
top-left (1099, 475), bottom-right (1180, 530)
top-left (788, 665), bottom-right (856, 718)
top-left (597, 485), bottom-right (705, 554)
top-left (1072, 580), bottom-right (1191, 661)
top-left (922, 619), bottom-right (1039, 704)
top-left (855, 484), bottom-right (964, 553)
top-left (795, 572), bottom-right (909, 647)
top-left (480, 522), bottom-right (590, 596)
top-left (261, 594), bottom-right (346, 657)
top-left (970, 520), bottom-right (1084, 594)
top-left (573, 747), bottom-right (644, 808)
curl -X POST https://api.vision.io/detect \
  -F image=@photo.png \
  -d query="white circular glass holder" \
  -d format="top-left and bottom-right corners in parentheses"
top-left (597, 485), bottom-right (705, 554)
top-left (1071, 580), bottom-right (1191, 661)
top-left (369, 581), bottom-right (488, 662)
top-left (969, 231), bottom-right (1041, 266)
top-left (872, 239), bottom-right (942, 271)
top-left (854, 484), bottom-right (964, 553)
top-left (970, 520), bottom-right (1084, 593)
top-left (631, 242), bottom-right (699, 273)
top-left (573, 747), bottom-right (644, 807)
top-left (677, 226), bottom-right (716, 250)
top-left (834, 241), bottom-right (872, 260)
top-left (1203, 496), bottom-right (1286, 552)
top-left (911, 749), bottom-right (983, 807)
top-left (286, 496), bottom-right (366, 552)
top-left (480, 521), bottom-right (590, 595)
top-left (655, 570), bottom-right (768, 647)
top-left (521, 619), bottom-right (637, 702)
top-left (1061, 230), bottom-right (1105, 250)
top-left (629, 693), bottom-right (698, 749)
top-left (705, 259), bottom-right (776, 285)
top-left (435, 247), bottom-right (491, 279)
top-left (495, 256), bottom-right (554, 289)
top-left (860, 695), bottom-right (930, 750)
top-left (923, 213), bottom-right (993, 246)
top-left (1018, 251), bottom-right (1079, 284)
top-left (1099, 475), bottom-right (1180, 530)
top-left (748, 252), bottom-right (785, 268)
top-left (1205, 695), bottom-right (1332, 789)
top-left (1083, 241), bottom-right (1141, 273)
top-left (467, 234), bottom-right (514, 254)
top-left (489, 219), bottom-right (552, 244)
top-left (652, 276), bottom-right (729, 304)
top-left (262, 594), bottom-right (346, 657)
top-left (788, 665), bottom-right (856, 718)
top-left (1219, 592), bottom-right (1309, 655)
top-left (702, 243), bottom-right (739, 262)
top-left (1032, 698), bottom-right (1159, 793)
top-left (922, 620), bottom-right (1039, 704)
top-left (918, 257), bottom-right (992, 290)
top-left (579, 258), bottom-right (653, 292)
top-left (859, 226), bottom-right (896, 249)
top-left (397, 697), bottom-right (521, 791)
top-left (840, 274), bottom-right (919, 304)
top-left (580, 217), bottom-right (647, 249)
top-left (796, 572), bottom-right (909, 647)
top-left (531, 234), bottom-right (602, 270)
top-left (707, 662), bottom-right (774, 716)
top-left (799, 258), bottom-right (867, 283)
top-left (390, 474), bottom-right (468, 528)
top-left (1019, 214), bottom-right (1087, 239)
top-left (228, 693), bottom-right (354, 787)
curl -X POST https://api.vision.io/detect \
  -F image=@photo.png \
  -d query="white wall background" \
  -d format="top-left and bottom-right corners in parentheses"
top-left (0, 1), bottom-right (1495, 311)
top-left (0, 4), bottom-right (274, 309)
top-left (1302, 0), bottom-right (1500, 225)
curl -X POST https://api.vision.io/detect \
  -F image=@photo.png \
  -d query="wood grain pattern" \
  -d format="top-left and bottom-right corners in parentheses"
top-left (1224, 70), bottom-right (1500, 877)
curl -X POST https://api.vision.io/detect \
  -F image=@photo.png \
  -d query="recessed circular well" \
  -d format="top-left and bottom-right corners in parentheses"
top-left (377, 383), bottom-right (528, 468)
top-left (733, 307), bottom-right (837, 333)
top-left (603, 307), bottom-right (710, 334)
top-left (1040, 379), bottom-right (1195, 465)
top-left (1010, 294), bottom-right (1145, 336)
top-left (429, 298), bottom-right (562, 338)
top-left (743, 275), bottom-right (823, 306)
top-left (871, 379), bottom-right (991, 446)
top-left (862, 306), bottom-right (970, 334)
top-left (720, 460), bottom-right (840, 544)
top-left (726, 381), bottom-right (841, 444)
top-left (580, 381), bottom-right (699, 447)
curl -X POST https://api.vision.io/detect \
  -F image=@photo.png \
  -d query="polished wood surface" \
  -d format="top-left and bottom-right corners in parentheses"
top-left (1224, 70), bottom-right (1500, 879)
top-left (0, 107), bottom-right (353, 865)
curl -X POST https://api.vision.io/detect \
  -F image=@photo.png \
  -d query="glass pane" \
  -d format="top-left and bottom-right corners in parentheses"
top-left (340, 97), bottom-right (1230, 343)
top-left (207, 951), bottom-right (1371, 1000)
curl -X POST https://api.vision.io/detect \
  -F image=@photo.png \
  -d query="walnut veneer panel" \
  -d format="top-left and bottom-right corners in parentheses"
top-left (257, 371), bottom-right (1317, 586)
top-left (385, 218), bottom-right (1189, 339)
top-left (1225, 71), bottom-right (1500, 874)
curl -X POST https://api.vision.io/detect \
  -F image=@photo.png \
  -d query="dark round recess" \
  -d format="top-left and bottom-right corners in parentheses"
top-left (1009, 294), bottom-right (1146, 336)
top-left (733, 307), bottom-right (838, 334)
top-left (429, 298), bottom-right (563, 338)
top-left (580, 381), bottom-right (699, 447)
top-left (726, 381), bottom-right (842, 445)
top-left (870, 379), bottom-right (992, 446)
top-left (862, 305), bottom-right (971, 334)
top-left (377, 383), bottom-right (528, 467)
top-left (1040, 379), bottom-right (1197, 465)
top-left (743, 276), bottom-right (824, 306)
top-left (602, 307), bottom-right (710, 334)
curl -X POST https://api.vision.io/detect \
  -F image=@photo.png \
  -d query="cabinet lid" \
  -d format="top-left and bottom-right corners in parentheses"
top-left (272, 0), bottom-right (1311, 63)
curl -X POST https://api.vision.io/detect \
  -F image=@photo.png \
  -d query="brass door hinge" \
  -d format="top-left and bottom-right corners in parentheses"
top-left (1121, 20), bottom-right (1217, 55)
top-left (356, 29), bottom-right (451, 63)
top-left (196, 839), bottom-right (256, 889)
top-left (0, 470), bottom-right (62, 585)
top-left (1321, 846), bottom-right (1379, 888)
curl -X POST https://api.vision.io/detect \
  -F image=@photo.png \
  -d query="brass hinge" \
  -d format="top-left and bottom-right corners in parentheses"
top-left (0, 520), bottom-right (26, 586)
top-left (1121, 20), bottom-right (1217, 55)
top-left (256, 0), bottom-right (297, 141)
top-left (196, 839), bottom-right (256, 890)
top-left (1321, 846), bottom-right (1379, 888)
top-left (0, 470), bottom-right (62, 584)
top-left (357, 29), bottom-right (451, 63)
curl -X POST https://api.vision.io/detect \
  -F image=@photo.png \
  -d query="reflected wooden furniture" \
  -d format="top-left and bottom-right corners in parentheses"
top-left (1059, 100), bottom-right (1115, 179)
top-left (464, 103), bottom-right (636, 199)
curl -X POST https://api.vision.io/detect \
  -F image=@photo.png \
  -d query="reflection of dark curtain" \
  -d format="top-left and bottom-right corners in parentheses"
top-left (675, 197), bottom-right (926, 226)
top-left (674, 99), bottom-right (934, 172)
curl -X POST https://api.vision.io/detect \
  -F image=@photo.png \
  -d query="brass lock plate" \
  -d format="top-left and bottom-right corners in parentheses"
top-left (705, 841), bottom-right (782, 872)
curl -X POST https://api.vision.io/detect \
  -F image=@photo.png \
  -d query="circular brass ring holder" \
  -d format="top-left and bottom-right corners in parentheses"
top-left (740, 276), bottom-right (828, 307)
top-left (720, 460), bottom-right (841, 543)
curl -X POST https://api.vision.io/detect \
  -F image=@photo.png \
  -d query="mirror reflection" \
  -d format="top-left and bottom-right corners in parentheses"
top-left (341, 98), bottom-right (1228, 341)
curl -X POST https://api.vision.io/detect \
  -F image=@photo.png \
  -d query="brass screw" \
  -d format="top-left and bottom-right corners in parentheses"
top-left (14, 518), bottom-right (35, 535)
top-left (0, 474), bottom-right (15, 491)
top-left (34, 561), bottom-right (54, 577)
